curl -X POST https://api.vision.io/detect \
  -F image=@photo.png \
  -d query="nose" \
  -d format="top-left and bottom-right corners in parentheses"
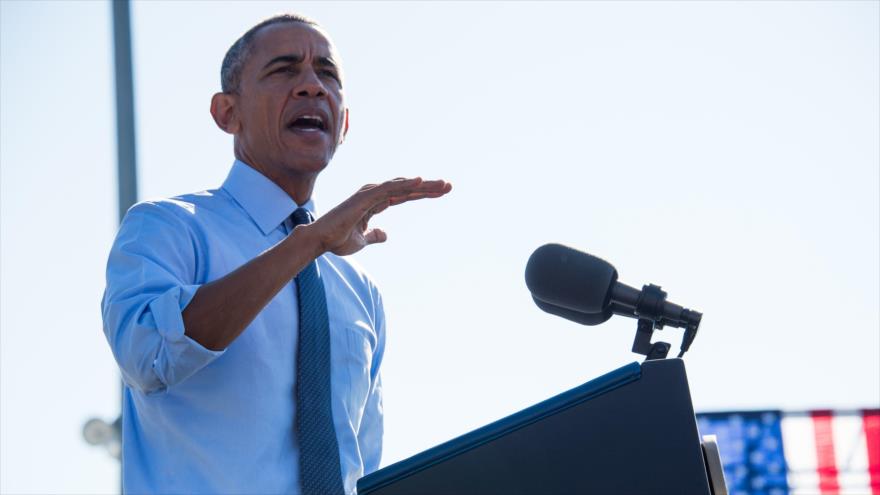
top-left (293, 68), bottom-right (326, 99)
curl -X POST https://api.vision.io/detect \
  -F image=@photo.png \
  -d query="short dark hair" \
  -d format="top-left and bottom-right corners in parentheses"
top-left (220, 13), bottom-right (320, 94)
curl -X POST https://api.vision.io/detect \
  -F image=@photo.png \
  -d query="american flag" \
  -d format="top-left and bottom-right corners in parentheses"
top-left (696, 409), bottom-right (880, 495)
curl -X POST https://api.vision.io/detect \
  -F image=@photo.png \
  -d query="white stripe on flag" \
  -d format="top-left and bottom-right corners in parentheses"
top-left (782, 414), bottom-right (821, 494)
top-left (833, 412), bottom-right (871, 494)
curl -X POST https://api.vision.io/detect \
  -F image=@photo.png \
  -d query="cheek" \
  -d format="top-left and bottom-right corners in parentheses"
top-left (332, 96), bottom-right (346, 132)
top-left (244, 95), bottom-right (283, 128)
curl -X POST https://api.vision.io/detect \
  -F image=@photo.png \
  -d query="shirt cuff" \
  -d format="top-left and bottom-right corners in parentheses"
top-left (150, 285), bottom-right (224, 390)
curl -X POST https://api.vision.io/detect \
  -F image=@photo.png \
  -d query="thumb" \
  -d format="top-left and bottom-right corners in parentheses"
top-left (363, 228), bottom-right (387, 245)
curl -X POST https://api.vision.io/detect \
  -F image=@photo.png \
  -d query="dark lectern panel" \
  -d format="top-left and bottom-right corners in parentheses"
top-left (358, 359), bottom-right (710, 495)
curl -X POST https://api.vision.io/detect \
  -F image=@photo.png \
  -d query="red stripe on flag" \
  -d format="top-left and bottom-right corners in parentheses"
top-left (812, 410), bottom-right (840, 494)
top-left (864, 409), bottom-right (880, 495)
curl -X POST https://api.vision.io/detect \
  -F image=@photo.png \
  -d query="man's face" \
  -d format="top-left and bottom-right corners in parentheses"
top-left (233, 22), bottom-right (347, 177)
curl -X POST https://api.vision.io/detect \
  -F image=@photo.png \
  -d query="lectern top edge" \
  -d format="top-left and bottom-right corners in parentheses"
top-left (358, 361), bottom-right (643, 494)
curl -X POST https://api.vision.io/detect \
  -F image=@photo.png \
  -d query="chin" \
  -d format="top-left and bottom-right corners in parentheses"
top-left (284, 154), bottom-right (331, 175)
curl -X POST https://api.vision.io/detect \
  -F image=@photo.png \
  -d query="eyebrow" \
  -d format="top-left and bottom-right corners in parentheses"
top-left (315, 56), bottom-right (339, 69)
top-left (262, 54), bottom-right (303, 71)
top-left (261, 54), bottom-right (340, 71)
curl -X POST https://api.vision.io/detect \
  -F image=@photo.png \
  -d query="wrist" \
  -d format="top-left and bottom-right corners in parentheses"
top-left (291, 223), bottom-right (326, 260)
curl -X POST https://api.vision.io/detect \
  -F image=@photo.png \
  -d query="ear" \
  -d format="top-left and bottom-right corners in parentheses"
top-left (338, 107), bottom-right (350, 145)
top-left (210, 92), bottom-right (240, 134)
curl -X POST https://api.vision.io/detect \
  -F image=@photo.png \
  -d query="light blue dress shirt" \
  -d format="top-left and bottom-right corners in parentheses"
top-left (102, 160), bottom-right (385, 495)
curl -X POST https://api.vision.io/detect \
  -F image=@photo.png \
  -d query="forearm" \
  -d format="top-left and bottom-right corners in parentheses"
top-left (182, 225), bottom-right (323, 350)
top-left (182, 177), bottom-right (450, 351)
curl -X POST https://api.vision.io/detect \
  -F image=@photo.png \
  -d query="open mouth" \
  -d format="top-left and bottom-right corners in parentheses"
top-left (287, 114), bottom-right (327, 133)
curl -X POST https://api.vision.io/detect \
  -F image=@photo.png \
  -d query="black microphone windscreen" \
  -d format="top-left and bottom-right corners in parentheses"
top-left (531, 297), bottom-right (613, 326)
top-left (525, 244), bottom-right (618, 314)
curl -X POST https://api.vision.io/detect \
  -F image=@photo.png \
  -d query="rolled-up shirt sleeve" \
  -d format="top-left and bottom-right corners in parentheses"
top-left (101, 201), bottom-right (224, 395)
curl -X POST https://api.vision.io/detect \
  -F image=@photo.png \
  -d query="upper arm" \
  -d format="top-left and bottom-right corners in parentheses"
top-left (101, 200), bottom-right (220, 393)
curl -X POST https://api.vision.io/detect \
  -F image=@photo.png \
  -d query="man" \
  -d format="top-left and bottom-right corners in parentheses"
top-left (101, 14), bottom-right (451, 495)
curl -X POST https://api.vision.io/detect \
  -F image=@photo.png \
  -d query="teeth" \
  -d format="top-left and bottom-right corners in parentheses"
top-left (289, 113), bottom-right (325, 131)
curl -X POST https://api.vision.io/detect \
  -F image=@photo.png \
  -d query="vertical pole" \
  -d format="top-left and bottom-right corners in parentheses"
top-left (111, 0), bottom-right (137, 492)
top-left (112, 0), bottom-right (138, 221)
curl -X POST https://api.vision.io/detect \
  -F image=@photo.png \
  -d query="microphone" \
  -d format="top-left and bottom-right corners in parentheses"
top-left (525, 244), bottom-right (702, 357)
top-left (531, 295), bottom-right (614, 326)
top-left (525, 244), bottom-right (618, 317)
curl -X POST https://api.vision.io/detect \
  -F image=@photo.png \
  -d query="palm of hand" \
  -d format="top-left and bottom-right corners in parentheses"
top-left (315, 187), bottom-right (387, 257)
top-left (310, 178), bottom-right (450, 257)
top-left (328, 215), bottom-right (373, 256)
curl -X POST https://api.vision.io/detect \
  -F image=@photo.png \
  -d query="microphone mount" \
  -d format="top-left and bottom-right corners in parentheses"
top-left (626, 284), bottom-right (701, 360)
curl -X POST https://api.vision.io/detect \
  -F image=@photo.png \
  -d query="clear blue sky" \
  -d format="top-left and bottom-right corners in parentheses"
top-left (1, 1), bottom-right (878, 493)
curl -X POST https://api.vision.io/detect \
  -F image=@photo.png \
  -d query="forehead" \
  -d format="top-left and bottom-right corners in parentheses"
top-left (249, 22), bottom-right (339, 63)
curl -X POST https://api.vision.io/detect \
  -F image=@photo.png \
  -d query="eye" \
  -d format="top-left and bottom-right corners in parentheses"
top-left (320, 70), bottom-right (341, 84)
top-left (271, 66), bottom-right (297, 76)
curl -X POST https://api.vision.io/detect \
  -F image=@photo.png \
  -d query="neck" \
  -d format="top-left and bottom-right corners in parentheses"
top-left (259, 168), bottom-right (317, 206)
top-left (279, 174), bottom-right (316, 206)
top-left (235, 149), bottom-right (318, 206)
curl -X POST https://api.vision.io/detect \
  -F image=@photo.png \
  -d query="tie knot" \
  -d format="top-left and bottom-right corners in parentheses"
top-left (291, 208), bottom-right (313, 227)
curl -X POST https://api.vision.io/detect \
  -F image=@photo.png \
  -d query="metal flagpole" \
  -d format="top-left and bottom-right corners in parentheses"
top-left (111, 0), bottom-right (138, 491)
top-left (111, 0), bottom-right (138, 222)
top-left (82, 1), bottom-right (137, 492)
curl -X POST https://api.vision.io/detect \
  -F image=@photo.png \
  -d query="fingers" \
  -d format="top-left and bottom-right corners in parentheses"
top-left (373, 177), bottom-right (450, 197)
top-left (353, 177), bottom-right (450, 212)
top-left (346, 177), bottom-right (451, 251)
top-left (386, 184), bottom-right (453, 206)
top-left (369, 201), bottom-right (391, 216)
top-left (406, 179), bottom-right (452, 194)
top-left (386, 193), bottom-right (435, 207)
top-left (373, 178), bottom-right (451, 201)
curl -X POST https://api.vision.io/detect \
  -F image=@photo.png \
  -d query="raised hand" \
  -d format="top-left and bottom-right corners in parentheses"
top-left (307, 177), bottom-right (452, 256)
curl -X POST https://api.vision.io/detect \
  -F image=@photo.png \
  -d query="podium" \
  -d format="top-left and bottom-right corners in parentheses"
top-left (358, 358), bottom-right (719, 494)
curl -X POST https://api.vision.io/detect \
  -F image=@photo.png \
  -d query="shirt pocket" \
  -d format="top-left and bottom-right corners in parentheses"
top-left (343, 323), bottom-right (375, 431)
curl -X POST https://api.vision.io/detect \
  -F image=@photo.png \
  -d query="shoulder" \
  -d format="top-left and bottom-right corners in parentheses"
top-left (126, 189), bottom-right (223, 225)
top-left (115, 190), bottom-right (234, 260)
top-left (122, 189), bottom-right (239, 237)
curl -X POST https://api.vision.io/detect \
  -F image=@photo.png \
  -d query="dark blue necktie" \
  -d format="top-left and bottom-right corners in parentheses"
top-left (291, 208), bottom-right (345, 495)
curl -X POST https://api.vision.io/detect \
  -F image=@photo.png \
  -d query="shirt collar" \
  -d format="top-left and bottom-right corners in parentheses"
top-left (221, 159), bottom-right (316, 236)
